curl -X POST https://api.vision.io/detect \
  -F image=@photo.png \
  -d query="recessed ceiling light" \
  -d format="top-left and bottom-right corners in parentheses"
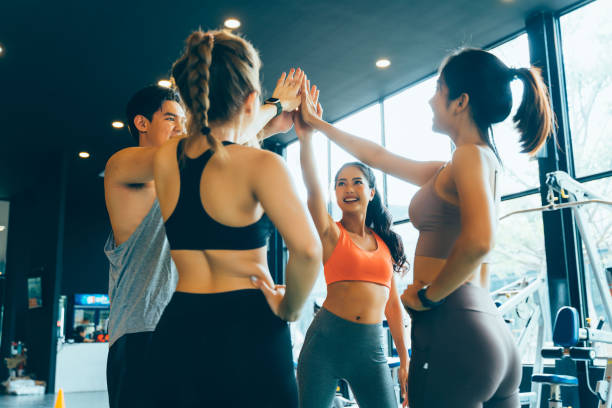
top-left (376, 59), bottom-right (391, 69)
top-left (79, 152), bottom-right (90, 159)
top-left (224, 18), bottom-right (241, 29)
top-left (0, 45), bottom-right (4, 56)
top-left (158, 79), bottom-right (172, 88)
top-left (112, 121), bottom-right (124, 129)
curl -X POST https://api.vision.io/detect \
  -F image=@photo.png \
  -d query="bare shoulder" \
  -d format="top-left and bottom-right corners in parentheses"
top-left (450, 145), bottom-right (495, 174)
top-left (229, 145), bottom-right (285, 172)
top-left (104, 146), bottom-right (134, 176)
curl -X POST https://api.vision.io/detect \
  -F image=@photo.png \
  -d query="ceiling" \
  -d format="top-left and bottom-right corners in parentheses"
top-left (0, 0), bottom-right (584, 199)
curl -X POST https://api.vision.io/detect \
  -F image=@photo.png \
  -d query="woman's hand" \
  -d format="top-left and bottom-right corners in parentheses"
top-left (294, 78), bottom-right (322, 142)
top-left (299, 76), bottom-right (323, 127)
top-left (271, 68), bottom-right (304, 112)
top-left (400, 283), bottom-right (430, 312)
top-left (399, 364), bottom-right (409, 407)
top-left (265, 111), bottom-right (294, 135)
top-left (250, 276), bottom-right (288, 320)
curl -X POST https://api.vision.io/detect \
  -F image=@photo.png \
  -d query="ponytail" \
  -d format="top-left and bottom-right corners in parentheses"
top-left (512, 67), bottom-right (554, 155)
top-left (440, 48), bottom-right (555, 158)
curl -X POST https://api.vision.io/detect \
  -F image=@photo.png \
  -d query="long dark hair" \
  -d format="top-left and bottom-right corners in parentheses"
top-left (335, 162), bottom-right (408, 274)
top-left (440, 48), bottom-right (554, 158)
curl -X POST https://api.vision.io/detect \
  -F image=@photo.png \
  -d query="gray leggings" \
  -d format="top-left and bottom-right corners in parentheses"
top-left (297, 307), bottom-right (397, 408)
top-left (408, 283), bottom-right (522, 408)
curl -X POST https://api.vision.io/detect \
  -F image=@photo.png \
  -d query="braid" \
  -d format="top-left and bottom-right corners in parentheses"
top-left (185, 32), bottom-right (221, 152)
top-left (171, 29), bottom-right (262, 155)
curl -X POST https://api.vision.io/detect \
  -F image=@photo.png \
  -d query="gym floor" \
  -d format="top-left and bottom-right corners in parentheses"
top-left (0, 392), bottom-right (109, 408)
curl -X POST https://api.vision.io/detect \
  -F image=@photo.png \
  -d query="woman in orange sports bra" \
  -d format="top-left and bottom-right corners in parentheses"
top-left (293, 80), bottom-right (409, 407)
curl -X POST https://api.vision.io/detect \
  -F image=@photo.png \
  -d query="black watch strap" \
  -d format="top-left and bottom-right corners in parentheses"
top-left (417, 287), bottom-right (445, 308)
top-left (264, 98), bottom-right (282, 118)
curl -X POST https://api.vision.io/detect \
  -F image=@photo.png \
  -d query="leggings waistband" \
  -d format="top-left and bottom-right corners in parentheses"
top-left (311, 307), bottom-right (383, 339)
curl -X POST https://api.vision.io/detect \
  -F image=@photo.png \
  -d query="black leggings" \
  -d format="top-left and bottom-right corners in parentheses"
top-left (147, 289), bottom-right (298, 408)
top-left (408, 283), bottom-right (522, 408)
top-left (107, 332), bottom-right (153, 408)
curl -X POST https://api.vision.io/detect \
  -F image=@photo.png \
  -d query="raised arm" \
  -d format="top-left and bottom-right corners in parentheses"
top-left (299, 86), bottom-right (443, 186)
top-left (295, 81), bottom-right (336, 241)
top-left (252, 151), bottom-right (323, 321)
top-left (241, 68), bottom-right (304, 144)
top-left (104, 146), bottom-right (159, 186)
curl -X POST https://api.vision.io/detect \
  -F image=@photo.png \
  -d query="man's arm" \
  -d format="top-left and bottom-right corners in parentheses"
top-left (104, 147), bottom-right (159, 186)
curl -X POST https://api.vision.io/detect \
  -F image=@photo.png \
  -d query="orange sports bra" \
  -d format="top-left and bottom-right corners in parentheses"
top-left (324, 222), bottom-right (394, 289)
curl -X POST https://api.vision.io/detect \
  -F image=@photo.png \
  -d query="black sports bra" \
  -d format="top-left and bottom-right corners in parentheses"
top-left (164, 139), bottom-right (273, 250)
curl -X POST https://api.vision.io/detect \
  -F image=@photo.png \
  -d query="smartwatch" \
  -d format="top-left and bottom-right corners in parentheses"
top-left (417, 286), bottom-right (446, 308)
top-left (264, 97), bottom-right (282, 118)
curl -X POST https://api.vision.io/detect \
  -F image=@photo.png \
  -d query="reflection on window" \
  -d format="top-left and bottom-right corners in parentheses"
top-left (561, 0), bottom-right (612, 178)
top-left (330, 104), bottom-right (384, 219)
top-left (489, 34), bottom-right (541, 196)
top-left (384, 77), bottom-right (451, 220)
top-left (490, 194), bottom-right (546, 292)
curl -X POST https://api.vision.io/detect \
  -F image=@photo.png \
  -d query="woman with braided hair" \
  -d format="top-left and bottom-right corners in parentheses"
top-left (148, 30), bottom-right (321, 407)
top-left (299, 48), bottom-right (554, 407)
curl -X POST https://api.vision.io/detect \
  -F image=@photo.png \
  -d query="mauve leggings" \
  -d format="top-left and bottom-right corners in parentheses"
top-left (408, 283), bottom-right (522, 408)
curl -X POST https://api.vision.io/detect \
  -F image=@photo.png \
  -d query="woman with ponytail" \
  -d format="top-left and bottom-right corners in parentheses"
top-left (148, 30), bottom-right (322, 407)
top-left (286, 79), bottom-right (409, 408)
top-left (299, 48), bottom-right (554, 407)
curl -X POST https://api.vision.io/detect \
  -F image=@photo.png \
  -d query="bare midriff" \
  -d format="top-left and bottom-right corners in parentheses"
top-left (412, 255), bottom-right (489, 291)
top-left (323, 281), bottom-right (390, 324)
top-left (171, 247), bottom-right (276, 294)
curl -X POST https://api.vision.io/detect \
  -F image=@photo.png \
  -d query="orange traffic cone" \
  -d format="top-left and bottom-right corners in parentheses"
top-left (54, 388), bottom-right (66, 408)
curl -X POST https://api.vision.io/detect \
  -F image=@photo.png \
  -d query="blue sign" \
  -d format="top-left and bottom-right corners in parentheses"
top-left (74, 294), bottom-right (110, 307)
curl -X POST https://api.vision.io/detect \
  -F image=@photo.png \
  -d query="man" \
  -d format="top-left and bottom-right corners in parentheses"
top-left (104, 75), bottom-right (299, 407)
top-left (104, 85), bottom-right (184, 408)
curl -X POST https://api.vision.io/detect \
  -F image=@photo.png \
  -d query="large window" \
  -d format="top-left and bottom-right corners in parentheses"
top-left (561, 0), bottom-right (612, 178)
top-left (560, 0), bottom-right (612, 331)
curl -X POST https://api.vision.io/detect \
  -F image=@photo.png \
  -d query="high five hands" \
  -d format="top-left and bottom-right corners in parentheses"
top-left (294, 75), bottom-right (323, 140)
top-left (267, 68), bottom-right (322, 136)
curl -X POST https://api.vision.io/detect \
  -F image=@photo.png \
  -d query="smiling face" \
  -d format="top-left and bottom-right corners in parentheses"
top-left (143, 100), bottom-right (186, 147)
top-left (334, 165), bottom-right (375, 216)
top-left (429, 76), bottom-right (456, 135)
